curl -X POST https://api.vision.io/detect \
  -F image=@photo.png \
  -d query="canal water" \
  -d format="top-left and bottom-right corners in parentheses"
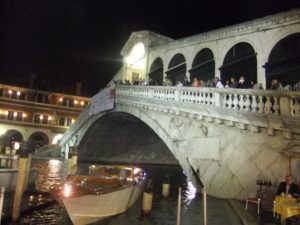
top-left (4, 162), bottom-right (243, 225)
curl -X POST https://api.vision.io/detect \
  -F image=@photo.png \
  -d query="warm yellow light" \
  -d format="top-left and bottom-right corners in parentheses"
top-left (13, 112), bottom-right (17, 117)
top-left (80, 101), bottom-right (84, 106)
top-left (74, 100), bottom-right (78, 104)
top-left (22, 113), bottom-right (27, 118)
top-left (8, 90), bottom-right (12, 94)
top-left (13, 142), bottom-right (20, 150)
top-left (40, 115), bottom-right (44, 120)
top-left (71, 119), bottom-right (75, 124)
top-left (0, 127), bottom-right (6, 136)
top-left (0, 110), bottom-right (3, 115)
top-left (17, 91), bottom-right (21, 96)
top-left (48, 116), bottom-right (53, 120)
top-left (59, 98), bottom-right (63, 102)
top-left (126, 42), bottom-right (145, 69)
top-left (4, 111), bottom-right (9, 115)
top-left (63, 183), bottom-right (72, 198)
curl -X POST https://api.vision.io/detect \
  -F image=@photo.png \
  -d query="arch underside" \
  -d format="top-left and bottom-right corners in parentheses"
top-left (78, 111), bottom-right (179, 166)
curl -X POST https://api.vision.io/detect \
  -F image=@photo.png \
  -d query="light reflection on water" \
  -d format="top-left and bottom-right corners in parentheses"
top-left (9, 162), bottom-right (242, 225)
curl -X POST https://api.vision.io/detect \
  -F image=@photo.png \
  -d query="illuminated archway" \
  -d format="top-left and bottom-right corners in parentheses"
top-left (52, 134), bottom-right (64, 144)
top-left (220, 42), bottom-right (257, 86)
top-left (265, 33), bottom-right (300, 89)
top-left (190, 48), bottom-right (215, 83)
top-left (149, 57), bottom-right (163, 85)
top-left (166, 54), bottom-right (186, 85)
top-left (28, 132), bottom-right (49, 150)
top-left (126, 42), bottom-right (146, 84)
top-left (2, 130), bottom-right (23, 151)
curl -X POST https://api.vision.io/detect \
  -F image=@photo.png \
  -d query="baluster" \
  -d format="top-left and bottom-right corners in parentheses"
top-left (258, 95), bottom-right (264, 113)
top-left (189, 91), bottom-right (194, 103)
top-left (210, 93), bottom-right (214, 106)
top-left (197, 91), bottom-right (202, 104)
top-left (264, 96), bottom-right (272, 114)
top-left (180, 91), bottom-right (186, 102)
top-left (227, 94), bottom-right (233, 109)
top-left (233, 94), bottom-right (239, 110)
top-left (200, 92), bottom-right (204, 104)
top-left (293, 99), bottom-right (300, 117)
top-left (239, 94), bottom-right (245, 111)
top-left (206, 92), bottom-right (211, 105)
top-left (244, 95), bottom-right (251, 111)
top-left (273, 97), bottom-right (280, 115)
top-left (222, 94), bottom-right (228, 108)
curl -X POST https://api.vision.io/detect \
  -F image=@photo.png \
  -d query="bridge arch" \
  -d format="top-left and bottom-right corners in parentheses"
top-left (166, 53), bottom-right (187, 85)
top-left (148, 57), bottom-right (164, 85)
top-left (264, 32), bottom-right (300, 89)
top-left (77, 110), bottom-right (181, 167)
top-left (189, 48), bottom-right (215, 84)
top-left (220, 42), bottom-right (257, 86)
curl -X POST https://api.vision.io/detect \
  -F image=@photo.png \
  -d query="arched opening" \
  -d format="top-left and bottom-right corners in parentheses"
top-left (78, 112), bottom-right (178, 165)
top-left (2, 130), bottom-right (23, 152)
top-left (28, 132), bottom-right (49, 150)
top-left (52, 134), bottom-right (64, 144)
top-left (265, 33), bottom-right (300, 89)
top-left (190, 48), bottom-right (215, 83)
top-left (220, 42), bottom-right (257, 87)
top-left (126, 42), bottom-right (146, 84)
top-left (148, 57), bottom-right (163, 85)
top-left (166, 54), bottom-right (186, 86)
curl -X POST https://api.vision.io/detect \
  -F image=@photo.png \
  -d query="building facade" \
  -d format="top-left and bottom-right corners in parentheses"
top-left (0, 83), bottom-right (90, 153)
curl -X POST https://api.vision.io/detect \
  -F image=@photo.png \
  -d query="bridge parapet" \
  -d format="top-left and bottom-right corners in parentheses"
top-left (116, 85), bottom-right (300, 139)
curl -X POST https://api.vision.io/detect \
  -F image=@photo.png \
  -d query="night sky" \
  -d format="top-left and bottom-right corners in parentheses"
top-left (1, 0), bottom-right (299, 96)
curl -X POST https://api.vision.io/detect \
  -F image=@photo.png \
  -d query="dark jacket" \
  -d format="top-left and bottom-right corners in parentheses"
top-left (276, 182), bottom-right (300, 197)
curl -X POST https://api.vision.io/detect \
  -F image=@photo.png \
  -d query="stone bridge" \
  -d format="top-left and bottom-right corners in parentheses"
top-left (58, 9), bottom-right (300, 199)
top-left (59, 85), bottom-right (300, 199)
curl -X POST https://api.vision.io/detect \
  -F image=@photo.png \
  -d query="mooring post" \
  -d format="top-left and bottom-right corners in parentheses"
top-left (142, 179), bottom-right (153, 215)
top-left (176, 187), bottom-right (181, 225)
top-left (24, 153), bottom-right (32, 190)
top-left (0, 186), bottom-right (5, 225)
top-left (162, 174), bottom-right (170, 198)
top-left (12, 143), bottom-right (30, 222)
top-left (203, 187), bottom-right (207, 225)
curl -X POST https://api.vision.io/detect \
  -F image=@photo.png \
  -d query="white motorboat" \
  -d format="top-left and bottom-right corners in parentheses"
top-left (50, 165), bottom-right (146, 225)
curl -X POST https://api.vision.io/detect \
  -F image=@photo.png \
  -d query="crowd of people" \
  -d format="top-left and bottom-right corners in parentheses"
top-left (114, 76), bottom-right (300, 91)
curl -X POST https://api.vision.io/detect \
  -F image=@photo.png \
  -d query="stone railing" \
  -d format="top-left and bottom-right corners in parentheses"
top-left (116, 85), bottom-right (300, 117)
top-left (59, 104), bottom-right (92, 146)
top-left (0, 154), bottom-right (19, 169)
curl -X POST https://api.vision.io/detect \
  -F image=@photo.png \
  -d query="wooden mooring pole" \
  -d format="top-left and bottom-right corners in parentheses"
top-left (176, 187), bottom-right (181, 225)
top-left (0, 186), bottom-right (5, 225)
top-left (203, 187), bottom-right (207, 225)
top-left (12, 145), bottom-right (31, 222)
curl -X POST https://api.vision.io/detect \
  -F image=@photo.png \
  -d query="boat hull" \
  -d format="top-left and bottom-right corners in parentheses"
top-left (63, 179), bottom-right (146, 225)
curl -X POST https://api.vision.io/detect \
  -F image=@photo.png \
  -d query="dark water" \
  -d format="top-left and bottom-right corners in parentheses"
top-left (4, 164), bottom-right (242, 225)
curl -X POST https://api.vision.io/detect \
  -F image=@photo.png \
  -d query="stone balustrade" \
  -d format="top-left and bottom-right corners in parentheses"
top-left (116, 85), bottom-right (300, 117)
top-left (0, 154), bottom-right (19, 169)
